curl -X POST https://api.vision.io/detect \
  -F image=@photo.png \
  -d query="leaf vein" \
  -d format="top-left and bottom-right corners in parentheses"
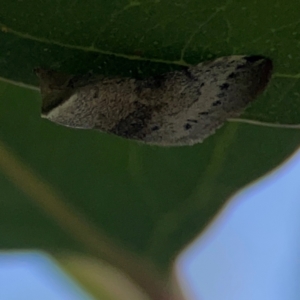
top-left (0, 23), bottom-right (190, 67)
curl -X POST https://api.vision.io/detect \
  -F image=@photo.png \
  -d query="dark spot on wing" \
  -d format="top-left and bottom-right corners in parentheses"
top-left (228, 72), bottom-right (237, 79)
top-left (212, 100), bottom-right (222, 106)
top-left (93, 87), bottom-right (99, 98)
top-left (199, 111), bottom-right (209, 115)
top-left (183, 68), bottom-right (196, 80)
top-left (151, 125), bottom-right (160, 131)
top-left (187, 119), bottom-right (198, 123)
top-left (184, 123), bottom-right (192, 130)
top-left (110, 102), bottom-right (157, 140)
top-left (236, 64), bottom-right (246, 70)
top-left (220, 83), bottom-right (229, 90)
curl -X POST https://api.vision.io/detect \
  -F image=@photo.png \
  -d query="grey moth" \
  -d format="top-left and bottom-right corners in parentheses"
top-left (35, 55), bottom-right (272, 146)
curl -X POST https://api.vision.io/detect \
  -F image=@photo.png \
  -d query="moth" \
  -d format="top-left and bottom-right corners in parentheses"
top-left (35, 55), bottom-right (272, 146)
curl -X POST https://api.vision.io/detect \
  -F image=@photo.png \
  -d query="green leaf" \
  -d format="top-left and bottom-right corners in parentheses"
top-left (0, 0), bottom-right (300, 298)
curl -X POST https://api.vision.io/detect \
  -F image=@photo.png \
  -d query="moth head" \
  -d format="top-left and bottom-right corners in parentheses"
top-left (242, 55), bottom-right (273, 97)
top-left (34, 68), bottom-right (75, 117)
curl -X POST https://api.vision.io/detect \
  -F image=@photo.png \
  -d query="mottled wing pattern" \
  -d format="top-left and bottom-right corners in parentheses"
top-left (36, 55), bottom-right (272, 146)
